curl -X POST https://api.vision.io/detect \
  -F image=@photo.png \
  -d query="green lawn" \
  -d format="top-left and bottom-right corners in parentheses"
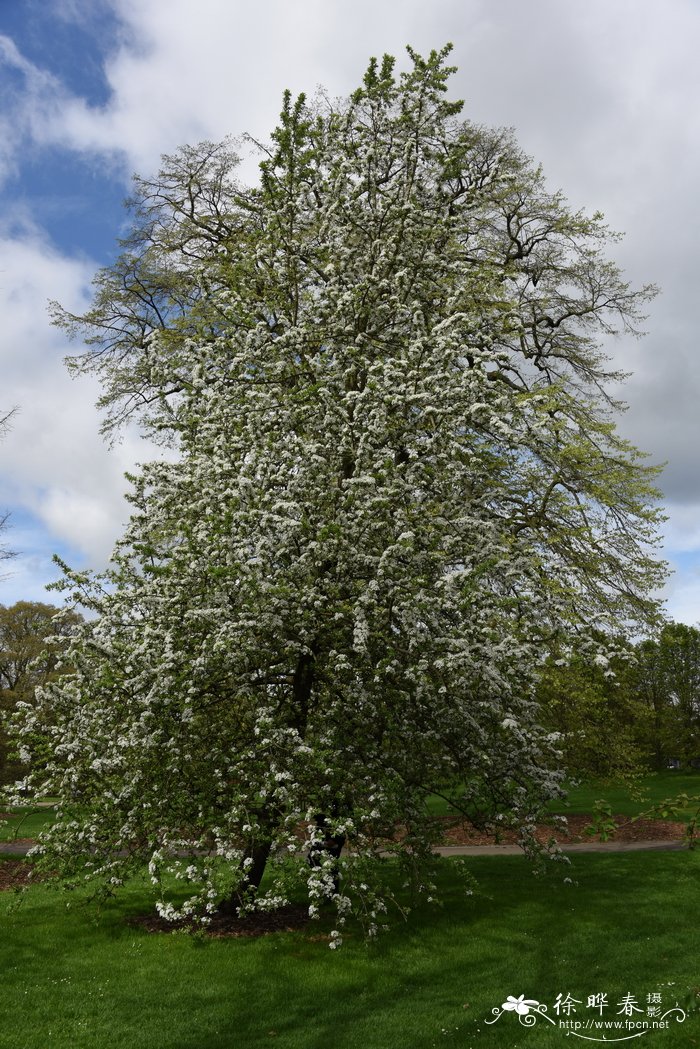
top-left (425, 771), bottom-right (700, 824)
top-left (1, 851), bottom-right (699, 1049)
top-left (553, 770), bottom-right (700, 820)
top-left (0, 805), bottom-right (56, 842)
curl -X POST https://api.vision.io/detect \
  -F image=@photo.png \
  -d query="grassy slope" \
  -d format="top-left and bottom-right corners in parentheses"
top-left (553, 770), bottom-right (700, 819)
top-left (1, 852), bottom-right (699, 1049)
top-left (424, 771), bottom-right (700, 822)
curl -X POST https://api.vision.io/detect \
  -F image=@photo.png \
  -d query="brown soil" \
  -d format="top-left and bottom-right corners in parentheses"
top-left (438, 814), bottom-right (688, 846)
top-left (128, 903), bottom-right (311, 938)
top-left (0, 859), bottom-right (36, 891)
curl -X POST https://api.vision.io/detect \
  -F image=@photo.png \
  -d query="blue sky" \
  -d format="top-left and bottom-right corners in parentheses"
top-left (1, 0), bottom-right (699, 622)
top-left (1, 2), bottom-right (123, 247)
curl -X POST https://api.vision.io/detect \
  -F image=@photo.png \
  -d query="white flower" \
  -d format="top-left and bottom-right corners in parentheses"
top-left (502, 995), bottom-right (539, 1016)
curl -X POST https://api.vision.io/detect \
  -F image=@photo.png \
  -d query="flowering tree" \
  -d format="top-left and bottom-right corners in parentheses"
top-left (15, 47), bottom-right (664, 934)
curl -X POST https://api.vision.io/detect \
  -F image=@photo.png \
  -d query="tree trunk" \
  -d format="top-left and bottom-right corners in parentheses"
top-left (308, 812), bottom-right (346, 894)
top-left (218, 840), bottom-right (273, 915)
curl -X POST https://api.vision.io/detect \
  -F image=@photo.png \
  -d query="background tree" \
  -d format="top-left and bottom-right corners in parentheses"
top-left (537, 637), bottom-right (646, 780)
top-left (538, 623), bottom-right (700, 778)
top-left (633, 623), bottom-right (700, 769)
top-left (15, 47), bottom-right (665, 934)
top-left (0, 602), bottom-right (82, 785)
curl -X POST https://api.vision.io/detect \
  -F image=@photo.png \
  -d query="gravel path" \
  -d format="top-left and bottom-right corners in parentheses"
top-left (433, 840), bottom-right (688, 855)
top-left (0, 839), bottom-right (689, 858)
top-left (0, 841), bottom-right (37, 856)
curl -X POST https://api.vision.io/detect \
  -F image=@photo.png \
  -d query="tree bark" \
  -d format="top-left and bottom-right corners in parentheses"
top-left (308, 811), bottom-right (346, 894)
top-left (218, 839), bottom-right (273, 914)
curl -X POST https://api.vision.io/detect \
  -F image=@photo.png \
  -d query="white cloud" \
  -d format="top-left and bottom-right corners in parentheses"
top-left (662, 566), bottom-right (700, 628)
top-left (661, 505), bottom-right (700, 555)
top-left (0, 219), bottom-right (147, 573)
top-left (7, 0), bottom-right (700, 229)
top-left (0, 35), bottom-right (68, 185)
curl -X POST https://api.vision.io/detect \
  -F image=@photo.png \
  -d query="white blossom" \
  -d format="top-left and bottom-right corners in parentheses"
top-left (11, 46), bottom-right (664, 939)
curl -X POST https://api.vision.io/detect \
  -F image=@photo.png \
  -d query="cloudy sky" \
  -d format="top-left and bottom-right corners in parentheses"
top-left (0, 0), bottom-right (698, 621)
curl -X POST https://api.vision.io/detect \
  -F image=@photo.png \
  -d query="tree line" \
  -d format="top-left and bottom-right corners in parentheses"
top-left (539, 623), bottom-right (700, 777)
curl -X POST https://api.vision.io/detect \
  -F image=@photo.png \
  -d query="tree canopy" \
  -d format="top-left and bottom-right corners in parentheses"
top-left (634, 623), bottom-right (700, 769)
top-left (15, 46), bottom-right (665, 936)
top-left (536, 636), bottom-right (643, 780)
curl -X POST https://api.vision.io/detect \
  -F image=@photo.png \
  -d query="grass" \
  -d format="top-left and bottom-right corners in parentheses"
top-left (1, 851), bottom-right (699, 1049)
top-left (425, 770), bottom-right (700, 823)
top-left (553, 770), bottom-right (700, 820)
top-left (0, 805), bottom-right (56, 842)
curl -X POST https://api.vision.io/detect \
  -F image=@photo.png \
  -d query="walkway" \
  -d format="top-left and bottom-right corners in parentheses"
top-left (433, 840), bottom-right (687, 855)
top-left (0, 839), bottom-right (688, 858)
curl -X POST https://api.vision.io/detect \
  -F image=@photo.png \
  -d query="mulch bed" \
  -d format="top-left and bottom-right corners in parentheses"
top-left (0, 859), bottom-right (36, 891)
top-left (438, 814), bottom-right (688, 846)
top-left (128, 903), bottom-right (311, 938)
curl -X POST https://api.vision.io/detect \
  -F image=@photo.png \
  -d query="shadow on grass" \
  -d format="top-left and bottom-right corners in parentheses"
top-left (1, 851), bottom-right (699, 1049)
